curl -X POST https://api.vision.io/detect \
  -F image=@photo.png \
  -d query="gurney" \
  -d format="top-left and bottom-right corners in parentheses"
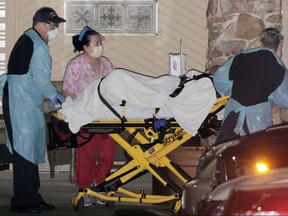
top-left (48, 69), bottom-right (228, 214)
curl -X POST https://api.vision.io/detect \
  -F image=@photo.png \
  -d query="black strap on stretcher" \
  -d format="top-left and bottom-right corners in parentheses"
top-left (98, 77), bottom-right (127, 128)
top-left (96, 73), bottom-right (212, 135)
top-left (97, 73), bottom-right (212, 121)
top-left (96, 77), bottom-right (175, 134)
top-left (169, 73), bottom-right (212, 98)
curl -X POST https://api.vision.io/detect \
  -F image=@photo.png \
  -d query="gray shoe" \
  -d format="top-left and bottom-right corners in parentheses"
top-left (96, 192), bottom-right (108, 205)
top-left (83, 194), bottom-right (96, 207)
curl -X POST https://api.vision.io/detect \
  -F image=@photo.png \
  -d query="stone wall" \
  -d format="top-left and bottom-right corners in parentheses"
top-left (206, 0), bottom-right (282, 73)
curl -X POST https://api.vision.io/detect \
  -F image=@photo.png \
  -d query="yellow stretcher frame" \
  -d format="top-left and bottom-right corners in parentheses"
top-left (53, 96), bottom-right (228, 214)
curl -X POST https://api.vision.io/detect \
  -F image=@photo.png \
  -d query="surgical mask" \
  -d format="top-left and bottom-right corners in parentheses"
top-left (89, 45), bottom-right (103, 58)
top-left (48, 28), bottom-right (59, 41)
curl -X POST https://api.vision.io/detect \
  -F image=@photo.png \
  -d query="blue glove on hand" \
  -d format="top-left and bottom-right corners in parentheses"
top-left (50, 92), bottom-right (66, 110)
top-left (56, 92), bottom-right (66, 103)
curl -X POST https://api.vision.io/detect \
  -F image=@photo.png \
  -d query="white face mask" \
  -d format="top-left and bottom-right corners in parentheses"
top-left (89, 45), bottom-right (103, 58)
top-left (47, 28), bottom-right (59, 41)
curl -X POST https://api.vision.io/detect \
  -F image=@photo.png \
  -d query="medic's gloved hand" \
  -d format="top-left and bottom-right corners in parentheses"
top-left (50, 92), bottom-right (66, 110)
top-left (56, 92), bottom-right (66, 103)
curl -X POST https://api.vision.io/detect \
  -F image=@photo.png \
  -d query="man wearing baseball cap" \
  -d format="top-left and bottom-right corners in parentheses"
top-left (2, 7), bottom-right (65, 214)
top-left (33, 7), bottom-right (66, 24)
top-left (32, 7), bottom-right (66, 42)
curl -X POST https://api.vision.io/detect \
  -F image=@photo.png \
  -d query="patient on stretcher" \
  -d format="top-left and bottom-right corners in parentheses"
top-left (59, 68), bottom-right (217, 135)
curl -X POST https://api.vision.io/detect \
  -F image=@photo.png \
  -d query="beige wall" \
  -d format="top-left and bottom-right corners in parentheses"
top-left (6, 0), bottom-right (209, 80)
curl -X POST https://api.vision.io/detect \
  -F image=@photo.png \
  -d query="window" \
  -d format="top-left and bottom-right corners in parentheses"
top-left (65, 0), bottom-right (158, 35)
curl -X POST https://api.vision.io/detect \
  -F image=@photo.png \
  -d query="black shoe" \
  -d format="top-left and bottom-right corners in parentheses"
top-left (10, 205), bottom-right (42, 214)
top-left (35, 201), bottom-right (55, 211)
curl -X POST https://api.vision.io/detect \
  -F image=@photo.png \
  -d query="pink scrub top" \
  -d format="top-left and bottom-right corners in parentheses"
top-left (63, 55), bottom-right (114, 96)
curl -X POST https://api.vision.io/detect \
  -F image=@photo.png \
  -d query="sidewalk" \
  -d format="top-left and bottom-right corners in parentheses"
top-left (0, 170), bottom-right (173, 216)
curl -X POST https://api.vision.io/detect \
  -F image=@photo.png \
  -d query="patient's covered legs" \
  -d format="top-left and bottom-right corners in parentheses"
top-left (76, 133), bottom-right (117, 189)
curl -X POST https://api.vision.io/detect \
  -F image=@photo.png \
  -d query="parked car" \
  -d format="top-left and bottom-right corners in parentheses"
top-left (181, 122), bottom-right (288, 215)
top-left (223, 183), bottom-right (288, 215)
top-left (198, 167), bottom-right (288, 215)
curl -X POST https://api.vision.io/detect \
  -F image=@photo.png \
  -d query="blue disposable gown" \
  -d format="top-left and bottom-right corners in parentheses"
top-left (213, 47), bottom-right (288, 136)
top-left (1, 28), bottom-right (57, 164)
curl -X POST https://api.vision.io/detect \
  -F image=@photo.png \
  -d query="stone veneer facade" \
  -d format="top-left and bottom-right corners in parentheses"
top-left (206, 0), bottom-right (282, 73)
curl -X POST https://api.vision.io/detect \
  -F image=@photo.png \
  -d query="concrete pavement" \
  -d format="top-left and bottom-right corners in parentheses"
top-left (0, 170), bottom-right (174, 216)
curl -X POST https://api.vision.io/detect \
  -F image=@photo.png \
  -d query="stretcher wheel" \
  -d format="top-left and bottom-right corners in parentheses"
top-left (105, 194), bottom-right (115, 209)
top-left (73, 197), bottom-right (84, 212)
top-left (105, 201), bottom-right (115, 210)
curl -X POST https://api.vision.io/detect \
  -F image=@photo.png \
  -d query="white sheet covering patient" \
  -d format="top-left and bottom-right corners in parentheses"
top-left (59, 68), bottom-right (217, 135)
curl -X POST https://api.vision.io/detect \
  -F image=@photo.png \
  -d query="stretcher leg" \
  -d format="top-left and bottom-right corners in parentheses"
top-left (109, 132), bottom-right (189, 190)
top-left (72, 127), bottom-right (195, 214)
top-left (158, 156), bottom-right (192, 186)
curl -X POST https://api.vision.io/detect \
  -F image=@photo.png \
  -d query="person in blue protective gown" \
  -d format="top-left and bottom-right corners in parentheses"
top-left (1, 7), bottom-right (65, 214)
top-left (214, 27), bottom-right (288, 144)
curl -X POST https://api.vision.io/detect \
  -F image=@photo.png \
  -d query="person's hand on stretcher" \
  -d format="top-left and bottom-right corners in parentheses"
top-left (49, 92), bottom-right (66, 110)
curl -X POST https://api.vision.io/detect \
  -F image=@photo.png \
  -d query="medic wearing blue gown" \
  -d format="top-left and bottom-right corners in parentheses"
top-left (0, 7), bottom-right (65, 214)
top-left (214, 27), bottom-right (288, 144)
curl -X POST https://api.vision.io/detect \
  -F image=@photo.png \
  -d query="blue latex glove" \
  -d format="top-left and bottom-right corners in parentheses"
top-left (56, 92), bottom-right (66, 103)
top-left (50, 92), bottom-right (66, 110)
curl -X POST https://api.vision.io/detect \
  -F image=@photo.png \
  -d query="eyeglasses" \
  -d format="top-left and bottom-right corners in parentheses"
top-left (46, 22), bottom-right (59, 29)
